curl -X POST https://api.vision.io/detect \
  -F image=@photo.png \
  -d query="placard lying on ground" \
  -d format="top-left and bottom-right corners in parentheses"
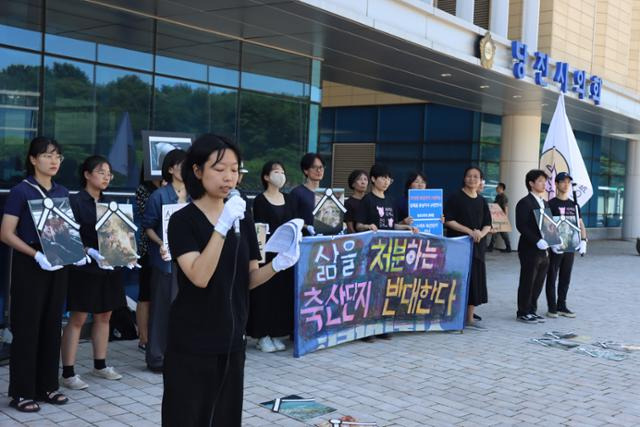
top-left (294, 230), bottom-right (473, 357)
top-left (408, 189), bottom-right (443, 235)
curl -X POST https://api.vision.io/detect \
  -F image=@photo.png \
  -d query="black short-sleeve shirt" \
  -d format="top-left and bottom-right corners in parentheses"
top-left (548, 197), bottom-right (580, 218)
top-left (167, 202), bottom-right (260, 356)
top-left (444, 190), bottom-right (492, 259)
top-left (344, 196), bottom-right (362, 225)
top-left (355, 193), bottom-right (396, 230)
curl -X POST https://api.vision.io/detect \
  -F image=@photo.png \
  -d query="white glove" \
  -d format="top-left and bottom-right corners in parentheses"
top-left (306, 225), bottom-right (316, 236)
top-left (87, 248), bottom-right (114, 270)
top-left (126, 261), bottom-right (142, 269)
top-left (215, 197), bottom-right (246, 236)
top-left (73, 254), bottom-right (91, 266)
top-left (578, 240), bottom-right (587, 255)
top-left (272, 251), bottom-right (300, 273)
top-left (536, 239), bottom-right (549, 250)
top-left (551, 245), bottom-right (563, 254)
top-left (34, 251), bottom-right (63, 271)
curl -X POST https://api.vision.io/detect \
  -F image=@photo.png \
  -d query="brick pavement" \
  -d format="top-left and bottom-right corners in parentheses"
top-left (0, 239), bottom-right (639, 426)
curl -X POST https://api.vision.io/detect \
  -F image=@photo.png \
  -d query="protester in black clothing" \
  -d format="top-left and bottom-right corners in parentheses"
top-left (162, 134), bottom-right (301, 427)
top-left (248, 161), bottom-right (295, 353)
top-left (488, 182), bottom-right (512, 252)
top-left (60, 156), bottom-right (127, 391)
top-left (444, 166), bottom-right (492, 330)
top-left (289, 153), bottom-right (324, 235)
top-left (515, 169), bottom-right (558, 323)
top-left (545, 172), bottom-right (587, 318)
top-left (395, 171), bottom-right (428, 226)
top-left (344, 169), bottom-right (368, 233)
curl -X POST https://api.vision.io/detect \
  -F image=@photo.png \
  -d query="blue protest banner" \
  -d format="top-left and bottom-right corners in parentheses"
top-left (408, 189), bottom-right (443, 235)
top-left (294, 231), bottom-right (472, 357)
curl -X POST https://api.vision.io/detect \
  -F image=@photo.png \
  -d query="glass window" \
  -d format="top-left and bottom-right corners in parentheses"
top-left (98, 44), bottom-right (153, 72)
top-left (334, 106), bottom-right (377, 142)
top-left (241, 43), bottom-right (310, 98)
top-left (210, 85), bottom-right (237, 139)
top-left (426, 104), bottom-right (474, 142)
top-left (42, 56), bottom-right (96, 187)
top-left (378, 105), bottom-right (423, 142)
top-left (238, 91), bottom-right (308, 192)
top-left (95, 66), bottom-right (152, 189)
top-left (0, 0), bottom-right (42, 50)
top-left (154, 76), bottom-right (209, 134)
top-left (0, 47), bottom-right (40, 187)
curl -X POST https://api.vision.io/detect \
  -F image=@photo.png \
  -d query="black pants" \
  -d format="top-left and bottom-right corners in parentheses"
top-left (489, 232), bottom-right (511, 251)
top-left (146, 268), bottom-right (178, 369)
top-left (9, 251), bottom-right (67, 399)
top-left (517, 250), bottom-right (549, 317)
top-left (162, 349), bottom-right (246, 427)
top-left (546, 252), bottom-right (575, 312)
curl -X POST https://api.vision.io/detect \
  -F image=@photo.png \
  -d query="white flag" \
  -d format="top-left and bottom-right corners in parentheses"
top-left (539, 95), bottom-right (593, 207)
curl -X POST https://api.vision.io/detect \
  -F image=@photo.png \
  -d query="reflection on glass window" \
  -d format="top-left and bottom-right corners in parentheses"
top-left (210, 86), bottom-right (237, 138)
top-left (45, 34), bottom-right (96, 61)
top-left (0, 0), bottom-right (43, 50)
top-left (0, 47), bottom-right (40, 187)
top-left (0, 23), bottom-right (41, 50)
top-left (154, 76), bottom-right (209, 134)
top-left (241, 44), bottom-right (310, 98)
top-left (98, 44), bottom-right (153, 72)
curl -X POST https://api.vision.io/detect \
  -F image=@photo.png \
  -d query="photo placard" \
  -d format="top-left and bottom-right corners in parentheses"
top-left (142, 131), bottom-right (194, 181)
top-left (96, 202), bottom-right (139, 267)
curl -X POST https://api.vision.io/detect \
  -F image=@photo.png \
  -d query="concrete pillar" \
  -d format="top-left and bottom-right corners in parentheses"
top-left (622, 139), bottom-right (640, 239)
top-left (500, 114), bottom-right (542, 245)
top-left (522, 0), bottom-right (540, 52)
top-left (456, 0), bottom-right (475, 23)
top-left (490, 0), bottom-right (509, 37)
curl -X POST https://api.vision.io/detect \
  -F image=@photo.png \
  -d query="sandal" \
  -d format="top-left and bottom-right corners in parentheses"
top-left (39, 391), bottom-right (69, 405)
top-left (9, 397), bottom-right (40, 413)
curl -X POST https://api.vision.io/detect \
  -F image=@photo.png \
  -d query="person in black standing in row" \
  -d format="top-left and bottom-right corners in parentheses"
top-left (395, 171), bottom-right (428, 226)
top-left (289, 153), bottom-right (324, 236)
top-left (134, 171), bottom-right (161, 352)
top-left (0, 136), bottom-right (72, 412)
top-left (444, 166), bottom-right (492, 331)
top-left (344, 169), bottom-right (368, 234)
top-left (515, 169), bottom-right (553, 324)
top-left (163, 134), bottom-right (300, 426)
top-left (60, 156), bottom-right (128, 391)
top-left (545, 172), bottom-right (587, 318)
top-left (248, 161), bottom-right (295, 353)
top-left (487, 182), bottom-right (512, 253)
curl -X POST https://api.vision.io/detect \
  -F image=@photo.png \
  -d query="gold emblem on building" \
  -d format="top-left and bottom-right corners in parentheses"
top-left (479, 32), bottom-right (496, 69)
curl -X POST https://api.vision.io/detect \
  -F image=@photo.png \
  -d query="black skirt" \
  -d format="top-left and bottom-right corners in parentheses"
top-left (67, 267), bottom-right (126, 313)
top-left (468, 257), bottom-right (488, 306)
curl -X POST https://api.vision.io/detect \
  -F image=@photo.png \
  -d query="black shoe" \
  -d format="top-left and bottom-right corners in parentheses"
top-left (531, 313), bottom-right (546, 323)
top-left (558, 307), bottom-right (576, 318)
top-left (517, 314), bottom-right (537, 323)
top-left (147, 365), bottom-right (163, 373)
top-left (500, 249), bottom-right (512, 253)
top-left (473, 313), bottom-right (482, 321)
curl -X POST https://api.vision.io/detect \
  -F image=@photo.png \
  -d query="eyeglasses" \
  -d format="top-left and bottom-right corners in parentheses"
top-left (40, 153), bottom-right (64, 163)
top-left (95, 171), bottom-right (114, 181)
top-left (309, 165), bottom-right (324, 171)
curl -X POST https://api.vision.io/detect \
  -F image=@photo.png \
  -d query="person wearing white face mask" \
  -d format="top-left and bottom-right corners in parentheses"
top-left (247, 161), bottom-right (296, 353)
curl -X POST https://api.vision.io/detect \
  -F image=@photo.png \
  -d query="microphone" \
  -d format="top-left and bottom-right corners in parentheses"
top-left (228, 188), bottom-right (242, 236)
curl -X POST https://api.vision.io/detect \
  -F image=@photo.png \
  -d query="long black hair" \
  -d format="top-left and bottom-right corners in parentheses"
top-left (79, 155), bottom-right (111, 187)
top-left (25, 136), bottom-right (62, 176)
top-left (161, 149), bottom-right (187, 183)
top-left (404, 171), bottom-right (427, 195)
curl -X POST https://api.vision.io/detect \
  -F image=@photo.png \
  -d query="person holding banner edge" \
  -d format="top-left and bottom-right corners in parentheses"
top-left (444, 166), bottom-right (492, 331)
top-left (545, 172), bottom-right (587, 318)
top-left (162, 134), bottom-right (300, 426)
top-left (0, 136), bottom-right (72, 412)
top-left (344, 169), bottom-right (368, 234)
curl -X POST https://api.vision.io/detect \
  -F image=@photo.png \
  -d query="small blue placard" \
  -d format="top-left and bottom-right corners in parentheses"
top-left (408, 189), bottom-right (443, 236)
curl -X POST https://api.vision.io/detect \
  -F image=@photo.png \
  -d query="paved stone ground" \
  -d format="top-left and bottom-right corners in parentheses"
top-left (0, 239), bottom-right (639, 426)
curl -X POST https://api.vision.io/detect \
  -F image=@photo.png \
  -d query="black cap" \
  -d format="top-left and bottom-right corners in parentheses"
top-left (555, 172), bottom-right (573, 182)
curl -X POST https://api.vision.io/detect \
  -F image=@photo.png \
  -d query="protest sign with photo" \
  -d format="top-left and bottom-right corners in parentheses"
top-left (96, 202), bottom-right (139, 267)
top-left (408, 189), bottom-right (443, 235)
top-left (162, 203), bottom-right (188, 260)
top-left (142, 131), bottom-right (194, 181)
top-left (294, 230), bottom-right (472, 357)
top-left (313, 188), bottom-right (346, 235)
top-left (555, 215), bottom-right (581, 252)
top-left (488, 203), bottom-right (512, 232)
top-left (534, 209), bottom-right (563, 246)
top-left (255, 222), bottom-right (269, 263)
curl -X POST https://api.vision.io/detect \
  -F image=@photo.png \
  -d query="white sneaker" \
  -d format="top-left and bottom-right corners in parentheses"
top-left (271, 337), bottom-right (286, 351)
top-left (61, 375), bottom-right (89, 390)
top-left (92, 367), bottom-right (122, 380)
top-left (256, 336), bottom-right (277, 353)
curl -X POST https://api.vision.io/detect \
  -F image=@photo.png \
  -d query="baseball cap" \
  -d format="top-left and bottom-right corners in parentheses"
top-left (555, 172), bottom-right (573, 182)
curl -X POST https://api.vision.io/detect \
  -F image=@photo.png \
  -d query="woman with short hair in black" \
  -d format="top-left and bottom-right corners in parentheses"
top-left (0, 136), bottom-right (71, 412)
top-left (60, 155), bottom-right (128, 391)
top-left (247, 160), bottom-right (295, 353)
top-left (395, 171), bottom-right (428, 226)
top-left (344, 169), bottom-right (368, 234)
top-left (162, 134), bottom-right (300, 426)
top-left (444, 166), bottom-right (492, 330)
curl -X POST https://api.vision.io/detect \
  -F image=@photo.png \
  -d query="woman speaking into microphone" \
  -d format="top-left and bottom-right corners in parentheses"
top-left (162, 134), bottom-right (300, 426)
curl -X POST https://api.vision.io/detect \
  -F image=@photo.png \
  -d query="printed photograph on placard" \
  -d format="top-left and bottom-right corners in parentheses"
top-left (488, 203), bottom-right (512, 232)
top-left (28, 197), bottom-right (85, 266)
top-left (313, 188), bottom-right (346, 235)
top-left (260, 395), bottom-right (335, 422)
top-left (555, 215), bottom-right (581, 252)
top-left (142, 131), bottom-right (194, 181)
top-left (96, 203), bottom-right (138, 267)
top-left (162, 203), bottom-right (188, 260)
top-left (255, 222), bottom-right (269, 263)
top-left (534, 209), bottom-right (562, 246)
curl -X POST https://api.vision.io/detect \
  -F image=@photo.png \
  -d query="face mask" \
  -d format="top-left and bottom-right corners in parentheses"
top-left (269, 171), bottom-right (286, 188)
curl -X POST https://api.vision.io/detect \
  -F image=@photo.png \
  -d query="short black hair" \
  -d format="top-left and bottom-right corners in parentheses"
top-left (347, 169), bottom-right (368, 190)
top-left (300, 152), bottom-right (324, 173)
top-left (497, 182), bottom-right (506, 190)
top-left (370, 163), bottom-right (391, 179)
top-left (183, 133), bottom-right (241, 200)
top-left (260, 160), bottom-right (285, 190)
top-left (404, 171), bottom-right (427, 194)
top-left (161, 149), bottom-right (187, 183)
top-left (79, 155), bottom-right (111, 187)
top-left (26, 136), bottom-right (62, 176)
top-left (525, 169), bottom-right (548, 191)
top-left (461, 166), bottom-right (483, 187)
